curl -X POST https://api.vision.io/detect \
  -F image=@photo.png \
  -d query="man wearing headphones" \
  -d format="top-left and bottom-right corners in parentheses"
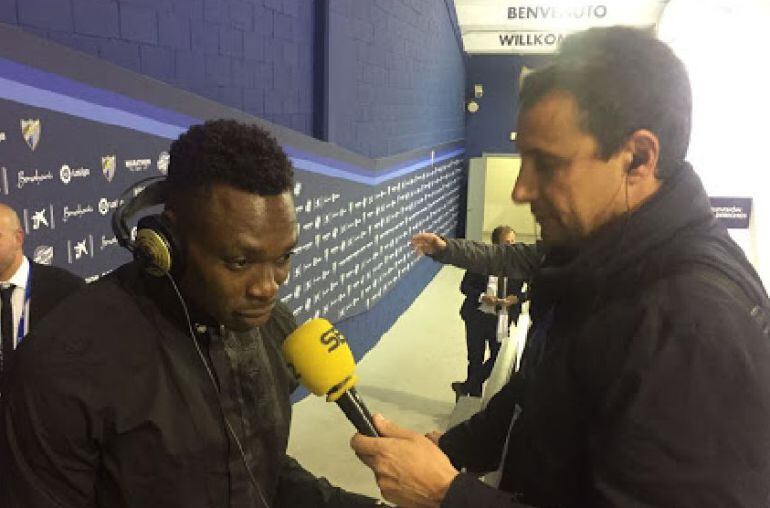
top-left (352, 27), bottom-right (770, 507)
top-left (1, 120), bottom-right (379, 507)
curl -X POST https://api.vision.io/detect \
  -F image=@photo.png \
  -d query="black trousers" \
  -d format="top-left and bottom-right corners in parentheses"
top-left (462, 313), bottom-right (501, 397)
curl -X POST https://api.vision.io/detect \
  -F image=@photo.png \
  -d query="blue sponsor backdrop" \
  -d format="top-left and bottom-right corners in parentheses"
top-left (0, 25), bottom-right (465, 383)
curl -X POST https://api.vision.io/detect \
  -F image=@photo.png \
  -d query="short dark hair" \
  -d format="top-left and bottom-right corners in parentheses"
top-left (167, 119), bottom-right (294, 196)
top-left (520, 26), bottom-right (692, 179)
top-left (491, 225), bottom-right (514, 244)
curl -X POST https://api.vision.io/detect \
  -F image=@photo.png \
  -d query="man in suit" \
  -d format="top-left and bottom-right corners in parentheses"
top-left (452, 225), bottom-right (526, 399)
top-left (0, 203), bottom-right (84, 384)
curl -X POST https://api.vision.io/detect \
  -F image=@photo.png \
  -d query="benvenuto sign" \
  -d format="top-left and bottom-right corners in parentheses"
top-left (455, 1), bottom-right (667, 54)
top-left (507, 5), bottom-right (609, 19)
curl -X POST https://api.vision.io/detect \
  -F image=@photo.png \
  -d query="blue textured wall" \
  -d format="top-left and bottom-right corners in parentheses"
top-left (327, 0), bottom-right (465, 158)
top-left (292, 257), bottom-right (442, 403)
top-left (0, 0), bottom-right (315, 135)
top-left (465, 54), bottom-right (551, 158)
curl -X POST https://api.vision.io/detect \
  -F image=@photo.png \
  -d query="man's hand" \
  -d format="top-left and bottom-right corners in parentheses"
top-left (410, 233), bottom-right (447, 257)
top-left (351, 415), bottom-right (459, 508)
top-left (502, 295), bottom-right (519, 307)
top-left (480, 294), bottom-right (497, 305)
top-left (425, 431), bottom-right (444, 446)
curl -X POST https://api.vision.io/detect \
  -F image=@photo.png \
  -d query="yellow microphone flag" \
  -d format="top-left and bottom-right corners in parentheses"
top-left (283, 318), bottom-right (358, 401)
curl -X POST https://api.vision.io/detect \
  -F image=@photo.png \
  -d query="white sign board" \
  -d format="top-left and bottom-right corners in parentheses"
top-left (455, 1), bottom-right (668, 54)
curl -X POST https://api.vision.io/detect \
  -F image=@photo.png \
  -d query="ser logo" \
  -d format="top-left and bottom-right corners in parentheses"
top-left (320, 327), bottom-right (347, 353)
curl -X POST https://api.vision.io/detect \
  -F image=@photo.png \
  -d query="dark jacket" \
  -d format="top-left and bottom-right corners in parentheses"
top-left (1, 262), bottom-right (378, 508)
top-left (435, 163), bottom-right (770, 507)
top-left (459, 271), bottom-right (525, 324)
top-left (29, 261), bottom-right (85, 330)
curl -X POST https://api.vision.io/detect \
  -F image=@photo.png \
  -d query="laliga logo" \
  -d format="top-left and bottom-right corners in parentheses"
top-left (98, 197), bottom-right (119, 216)
top-left (59, 164), bottom-right (91, 184)
top-left (60, 164), bottom-right (71, 184)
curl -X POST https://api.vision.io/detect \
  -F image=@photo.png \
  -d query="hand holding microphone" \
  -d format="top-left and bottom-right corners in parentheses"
top-left (283, 318), bottom-right (380, 437)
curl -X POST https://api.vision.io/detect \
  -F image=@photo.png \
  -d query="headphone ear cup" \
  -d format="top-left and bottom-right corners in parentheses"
top-left (135, 215), bottom-right (182, 277)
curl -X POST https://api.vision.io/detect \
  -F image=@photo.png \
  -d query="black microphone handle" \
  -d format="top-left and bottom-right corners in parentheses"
top-left (335, 387), bottom-right (380, 437)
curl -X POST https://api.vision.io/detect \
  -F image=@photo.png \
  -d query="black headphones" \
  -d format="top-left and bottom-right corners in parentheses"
top-left (112, 176), bottom-right (183, 277)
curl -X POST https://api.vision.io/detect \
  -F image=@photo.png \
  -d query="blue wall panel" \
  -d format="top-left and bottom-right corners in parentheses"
top-left (465, 54), bottom-right (551, 157)
top-left (327, 0), bottom-right (465, 158)
top-left (1, 0), bottom-right (315, 136)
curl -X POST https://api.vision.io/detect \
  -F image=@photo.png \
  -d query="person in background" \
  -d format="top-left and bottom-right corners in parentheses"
top-left (453, 225), bottom-right (526, 399)
top-left (0, 203), bottom-right (83, 389)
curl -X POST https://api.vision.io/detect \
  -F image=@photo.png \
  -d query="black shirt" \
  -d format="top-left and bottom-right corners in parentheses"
top-left (1, 262), bottom-right (378, 508)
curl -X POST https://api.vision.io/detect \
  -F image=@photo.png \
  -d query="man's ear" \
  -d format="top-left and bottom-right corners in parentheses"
top-left (624, 129), bottom-right (660, 181)
top-left (15, 228), bottom-right (24, 249)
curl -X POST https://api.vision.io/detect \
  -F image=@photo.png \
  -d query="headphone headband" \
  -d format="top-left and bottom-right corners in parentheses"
top-left (112, 177), bottom-right (168, 251)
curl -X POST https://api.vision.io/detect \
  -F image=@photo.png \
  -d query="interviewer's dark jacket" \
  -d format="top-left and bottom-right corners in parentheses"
top-left (433, 162), bottom-right (770, 507)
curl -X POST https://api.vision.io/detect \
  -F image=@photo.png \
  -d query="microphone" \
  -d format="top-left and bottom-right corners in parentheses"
top-left (283, 318), bottom-right (380, 437)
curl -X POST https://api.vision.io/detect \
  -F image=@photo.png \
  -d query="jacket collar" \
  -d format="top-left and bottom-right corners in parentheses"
top-left (532, 162), bottom-right (719, 307)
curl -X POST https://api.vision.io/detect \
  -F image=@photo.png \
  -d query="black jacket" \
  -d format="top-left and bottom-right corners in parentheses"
top-left (436, 163), bottom-right (770, 507)
top-left (1, 262), bottom-right (378, 508)
top-left (459, 271), bottom-right (525, 324)
top-left (29, 261), bottom-right (85, 330)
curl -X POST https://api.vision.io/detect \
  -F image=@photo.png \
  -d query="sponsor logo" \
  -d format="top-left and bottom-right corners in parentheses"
top-left (125, 158), bottom-right (151, 172)
top-left (31, 208), bottom-right (50, 230)
top-left (22, 206), bottom-right (55, 234)
top-left (98, 197), bottom-right (119, 216)
top-left (68, 236), bottom-right (94, 263)
top-left (157, 152), bottom-right (170, 175)
top-left (33, 245), bottom-right (54, 265)
top-left (100, 234), bottom-right (118, 250)
top-left (62, 203), bottom-right (95, 222)
top-left (59, 164), bottom-right (90, 184)
top-left (17, 169), bottom-right (54, 189)
top-left (20, 119), bottom-right (41, 151)
top-left (102, 155), bottom-right (116, 182)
